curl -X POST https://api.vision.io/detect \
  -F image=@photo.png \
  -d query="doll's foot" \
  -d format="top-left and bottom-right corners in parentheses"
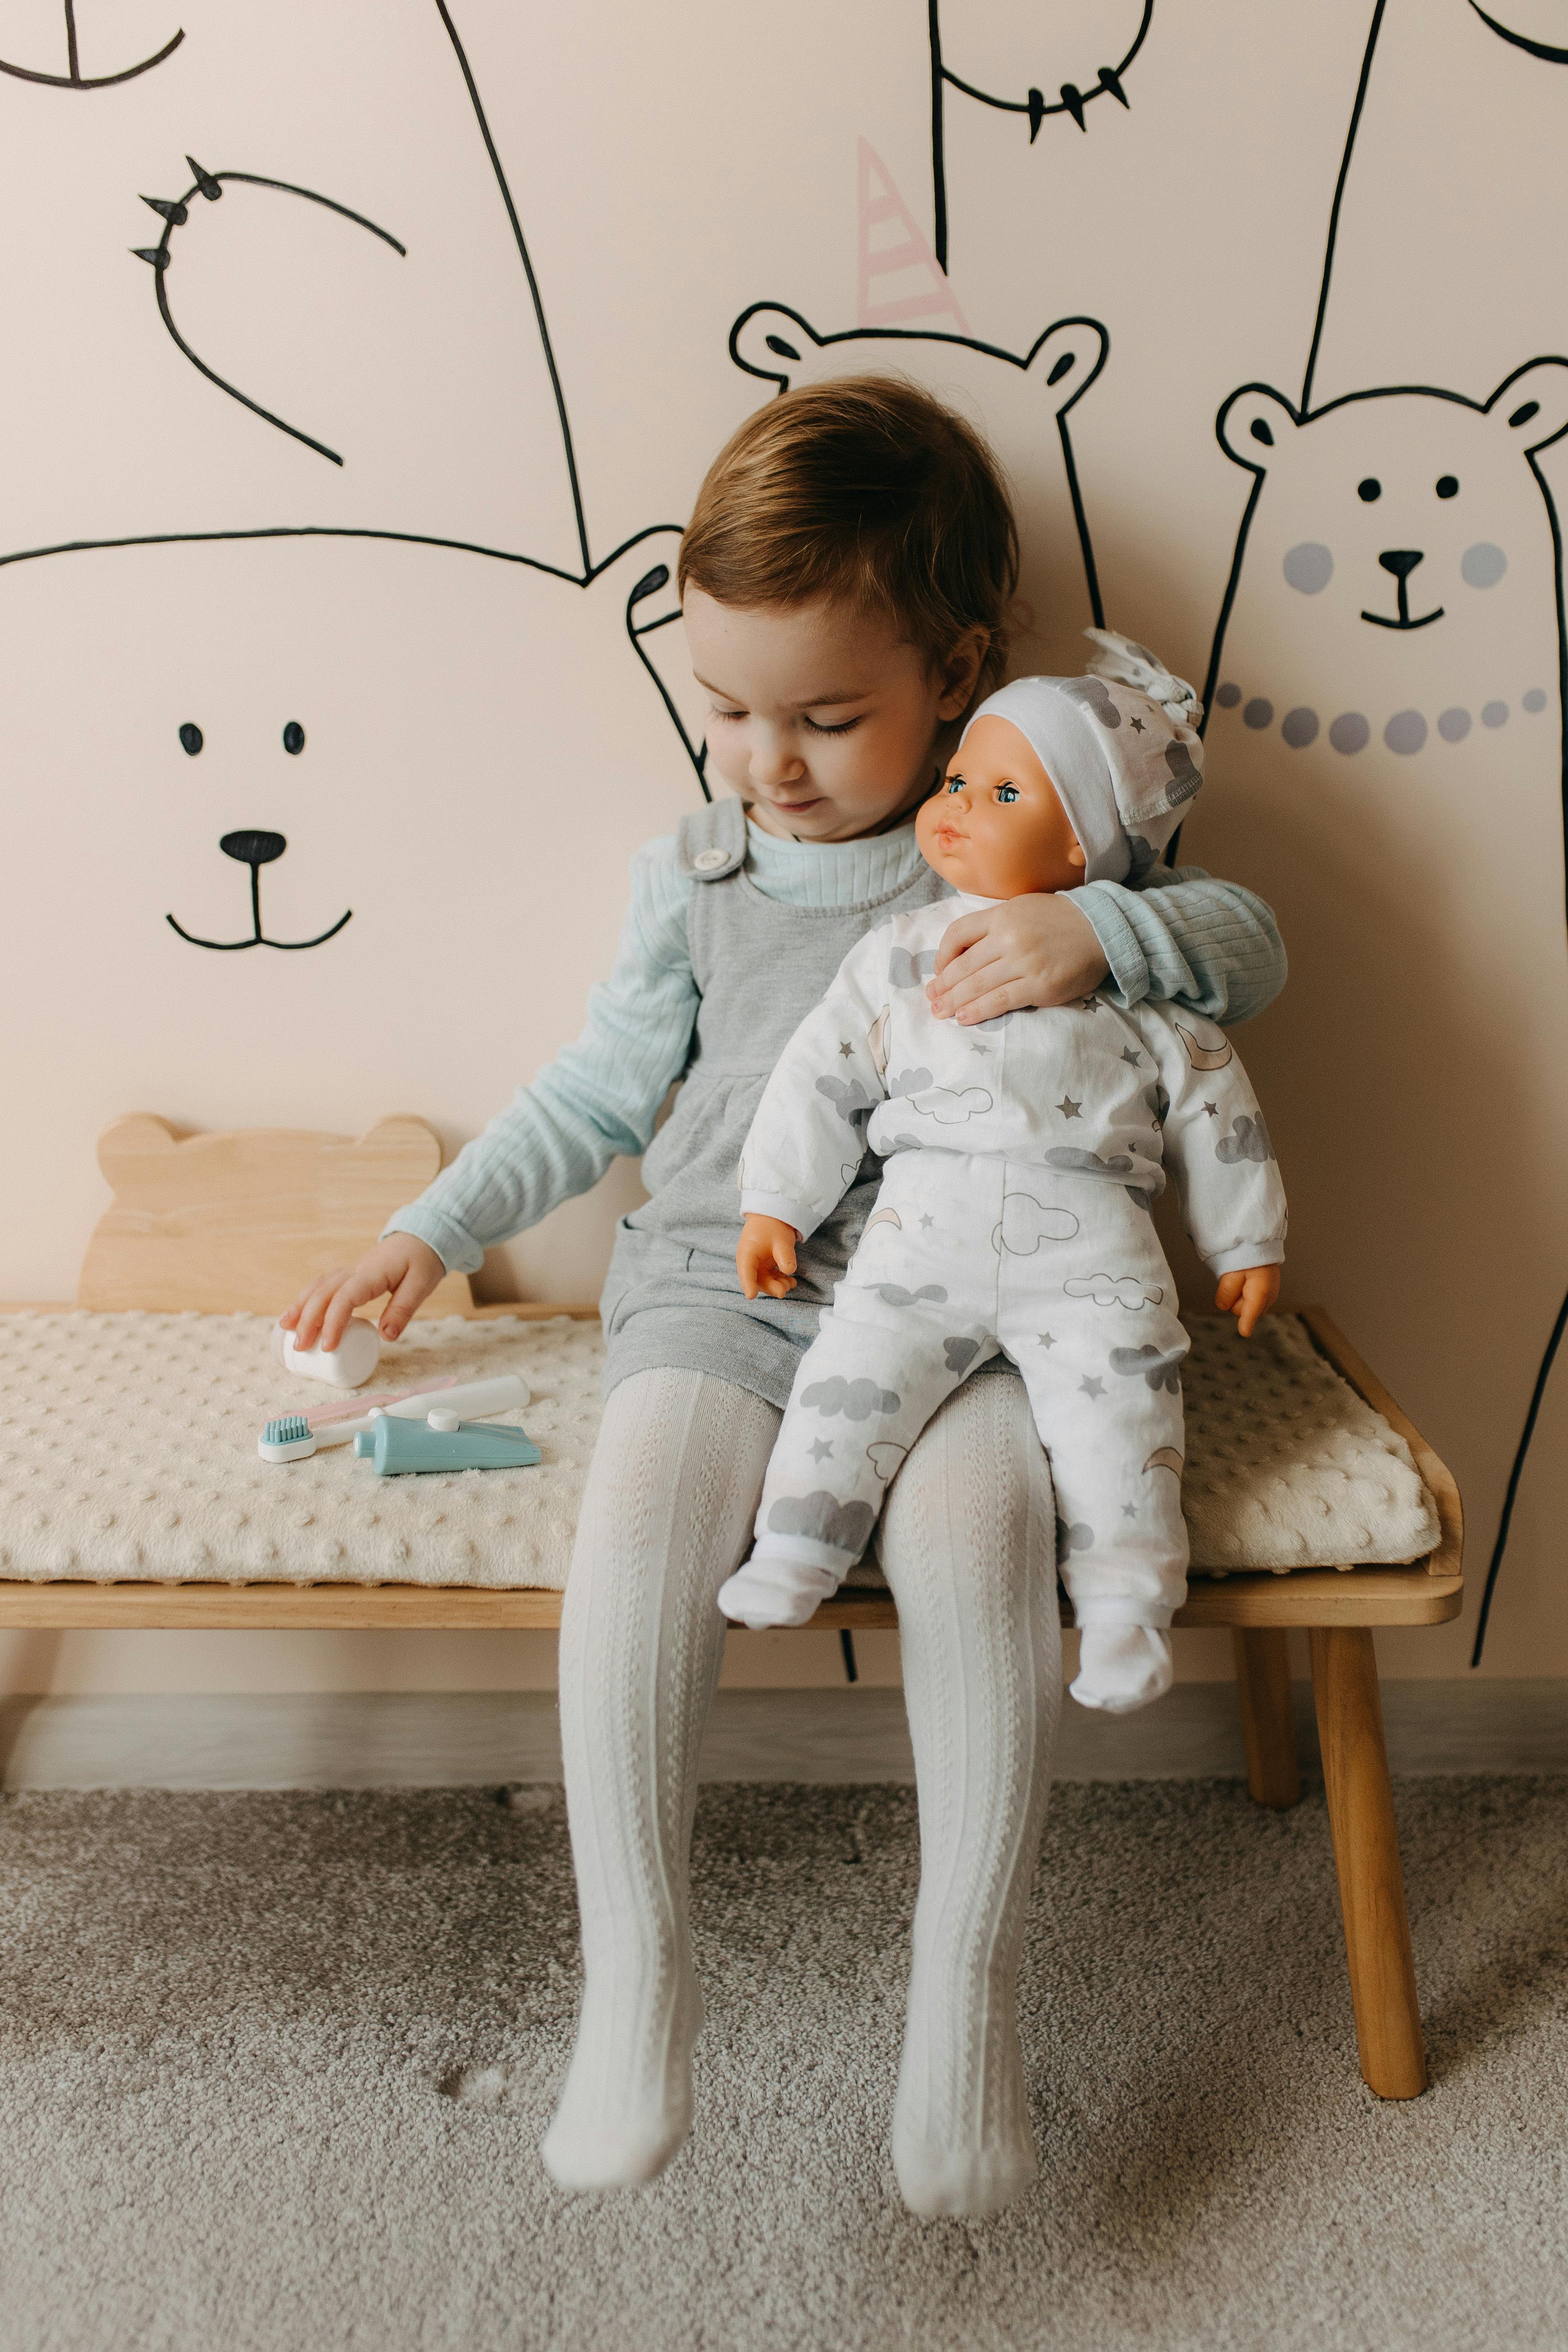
top-left (540, 1966), bottom-right (702, 2192)
top-left (717, 1550), bottom-right (840, 1629)
top-left (1070, 1623), bottom-right (1173, 1714)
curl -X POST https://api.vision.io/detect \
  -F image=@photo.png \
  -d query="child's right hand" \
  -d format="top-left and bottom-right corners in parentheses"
top-left (737, 1215), bottom-right (800, 1300)
top-left (280, 1234), bottom-right (447, 1352)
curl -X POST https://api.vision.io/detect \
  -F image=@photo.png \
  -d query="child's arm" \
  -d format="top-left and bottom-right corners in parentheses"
top-left (1137, 1003), bottom-right (1287, 1335)
top-left (929, 866), bottom-right (1285, 1029)
top-left (735, 934), bottom-right (891, 1282)
top-left (285, 841), bottom-right (701, 1349)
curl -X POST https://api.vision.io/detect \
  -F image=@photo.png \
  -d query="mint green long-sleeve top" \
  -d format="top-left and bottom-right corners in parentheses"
top-left (387, 815), bottom-right (1286, 1276)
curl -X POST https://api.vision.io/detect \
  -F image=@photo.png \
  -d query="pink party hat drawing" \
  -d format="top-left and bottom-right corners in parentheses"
top-left (857, 137), bottom-right (968, 333)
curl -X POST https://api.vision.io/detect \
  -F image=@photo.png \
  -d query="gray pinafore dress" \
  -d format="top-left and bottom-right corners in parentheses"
top-left (600, 796), bottom-right (977, 1410)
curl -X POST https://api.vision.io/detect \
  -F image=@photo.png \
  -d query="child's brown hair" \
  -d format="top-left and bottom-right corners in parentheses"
top-left (678, 376), bottom-right (1019, 708)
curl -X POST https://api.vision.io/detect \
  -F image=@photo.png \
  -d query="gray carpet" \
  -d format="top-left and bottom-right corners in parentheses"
top-left (0, 1778), bottom-right (1564, 2352)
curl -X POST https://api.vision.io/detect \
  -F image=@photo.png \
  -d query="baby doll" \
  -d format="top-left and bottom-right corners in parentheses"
top-left (717, 635), bottom-right (1286, 1713)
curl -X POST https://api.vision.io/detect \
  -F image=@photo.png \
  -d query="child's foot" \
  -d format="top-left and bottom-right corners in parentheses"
top-left (1070, 1623), bottom-right (1173, 1714)
top-left (540, 1966), bottom-right (702, 2192)
top-left (892, 2102), bottom-right (1038, 2221)
top-left (716, 1550), bottom-right (840, 1629)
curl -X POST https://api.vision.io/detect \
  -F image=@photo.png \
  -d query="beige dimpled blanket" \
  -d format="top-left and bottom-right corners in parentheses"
top-left (0, 1311), bottom-right (1439, 1587)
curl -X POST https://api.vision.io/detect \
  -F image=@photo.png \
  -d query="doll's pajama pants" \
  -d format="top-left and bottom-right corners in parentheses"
top-left (751, 1149), bottom-right (1191, 1628)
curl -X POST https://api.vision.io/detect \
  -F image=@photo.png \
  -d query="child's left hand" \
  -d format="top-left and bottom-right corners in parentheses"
top-left (928, 893), bottom-right (1109, 1024)
top-left (1215, 1266), bottom-right (1280, 1338)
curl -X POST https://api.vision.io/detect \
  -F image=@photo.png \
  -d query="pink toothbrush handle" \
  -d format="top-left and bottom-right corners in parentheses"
top-left (306, 1375), bottom-right (459, 1429)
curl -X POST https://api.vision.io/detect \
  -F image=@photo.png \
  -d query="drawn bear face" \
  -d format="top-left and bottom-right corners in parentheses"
top-left (0, 528), bottom-right (705, 1293)
top-left (729, 305), bottom-right (1107, 676)
top-left (1209, 362), bottom-right (1568, 757)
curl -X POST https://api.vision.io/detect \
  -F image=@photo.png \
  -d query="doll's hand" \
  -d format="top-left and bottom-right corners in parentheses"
top-left (281, 1234), bottom-right (447, 1351)
top-left (1215, 1265), bottom-right (1280, 1339)
top-left (929, 892), bottom-right (1110, 1024)
top-left (738, 1215), bottom-right (799, 1301)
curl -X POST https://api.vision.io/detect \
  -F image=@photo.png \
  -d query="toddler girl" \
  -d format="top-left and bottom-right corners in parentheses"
top-left (719, 640), bottom-right (1286, 1717)
top-left (282, 379), bottom-right (1287, 2218)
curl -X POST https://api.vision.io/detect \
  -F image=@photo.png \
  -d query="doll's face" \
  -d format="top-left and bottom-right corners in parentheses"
top-left (916, 715), bottom-right (1087, 898)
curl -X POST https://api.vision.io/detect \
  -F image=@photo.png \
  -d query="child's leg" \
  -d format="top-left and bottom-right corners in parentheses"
top-left (1000, 1222), bottom-right (1189, 1714)
top-left (720, 1154), bottom-right (1001, 1630)
top-left (542, 1366), bottom-right (780, 2191)
top-left (880, 1372), bottom-right (1061, 2220)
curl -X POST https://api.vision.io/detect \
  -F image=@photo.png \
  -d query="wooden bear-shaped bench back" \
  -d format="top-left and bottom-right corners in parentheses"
top-left (78, 1114), bottom-right (474, 1316)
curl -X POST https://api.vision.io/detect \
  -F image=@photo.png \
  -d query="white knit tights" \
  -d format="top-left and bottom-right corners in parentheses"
top-left (880, 1372), bottom-right (1061, 2217)
top-left (540, 1366), bottom-right (1060, 2218)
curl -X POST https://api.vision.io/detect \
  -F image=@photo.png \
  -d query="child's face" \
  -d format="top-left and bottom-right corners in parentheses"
top-left (916, 715), bottom-right (1087, 899)
top-left (683, 589), bottom-right (984, 842)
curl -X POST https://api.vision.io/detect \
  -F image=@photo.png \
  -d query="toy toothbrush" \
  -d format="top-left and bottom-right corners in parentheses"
top-left (257, 1372), bottom-right (530, 1462)
top-left (353, 1412), bottom-right (542, 1477)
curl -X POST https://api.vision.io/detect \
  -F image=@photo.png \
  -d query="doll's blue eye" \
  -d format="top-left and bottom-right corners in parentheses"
top-left (997, 784), bottom-right (1020, 803)
top-left (946, 775), bottom-right (965, 792)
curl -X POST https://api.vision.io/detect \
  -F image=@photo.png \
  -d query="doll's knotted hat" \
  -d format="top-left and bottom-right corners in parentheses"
top-left (959, 631), bottom-right (1204, 885)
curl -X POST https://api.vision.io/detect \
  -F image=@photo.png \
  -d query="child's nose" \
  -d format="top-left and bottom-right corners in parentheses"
top-left (749, 731), bottom-right (805, 789)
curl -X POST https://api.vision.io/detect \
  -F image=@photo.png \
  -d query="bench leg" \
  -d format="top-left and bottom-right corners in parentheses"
top-left (1232, 1628), bottom-right (1301, 1808)
top-left (1309, 1626), bottom-right (1426, 2099)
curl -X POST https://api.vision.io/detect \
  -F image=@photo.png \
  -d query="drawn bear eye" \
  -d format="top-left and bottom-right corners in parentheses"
top-left (282, 721), bottom-right (306, 755)
top-left (1357, 477), bottom-right (1382, 502)
top-left (178, 723), bottom-right (203, 756)
top-left (1436, 475), bottom-right (1459, 499)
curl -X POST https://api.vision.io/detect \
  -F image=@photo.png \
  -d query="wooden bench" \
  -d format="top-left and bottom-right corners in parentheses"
top-left (0, 1116), bottom-right (1464, 2103)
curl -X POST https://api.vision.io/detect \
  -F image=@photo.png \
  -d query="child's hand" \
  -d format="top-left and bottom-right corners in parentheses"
top-left (1215, 1265), bottom-right (1280, 1339)
top-left (737, 1215), bottom-right (799, 1301)
top-left (928, 893), bottom-right (1110, 1024)
top-left (280, 1234), bottom-right (447, 1352)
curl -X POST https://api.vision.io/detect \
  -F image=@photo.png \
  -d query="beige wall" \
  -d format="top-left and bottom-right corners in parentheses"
top-left (3, 0), bottom-right (1565, 1695)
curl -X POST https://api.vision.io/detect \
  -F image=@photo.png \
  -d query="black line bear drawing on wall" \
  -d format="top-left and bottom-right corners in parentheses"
top-left (927, 0), bottom-right (1155, 268)
top-left (728, 302), bottom-right (1109, 678)
top-left (2, 0), bottom-right (708, 962)
top-left (0, 0), bottom-right (184, 88)
top-left (1202, 0), bottom-right (1568, 1658)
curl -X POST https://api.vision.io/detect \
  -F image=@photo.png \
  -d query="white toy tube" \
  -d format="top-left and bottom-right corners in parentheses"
top-left (271, 1318), bottom-right (382, 1390)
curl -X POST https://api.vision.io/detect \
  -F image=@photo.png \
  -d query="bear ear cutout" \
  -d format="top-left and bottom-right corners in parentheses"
top-left (729, 303), bottom-right (824, 388)
top-left (1488, 358), bottom-right (1568, 455)
top-left (355, 1117), bottom-right (443, 1187)
top-left (1215, 384), bottom-right (1301, 470)
top-left (95, 1114), bottom-right (183, 1183)
top-left (1022, 319), bottom-right (1107, 414)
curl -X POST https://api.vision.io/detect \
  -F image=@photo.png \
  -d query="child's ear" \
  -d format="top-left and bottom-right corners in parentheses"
top-left (937, 627), bottom-right (989, 718)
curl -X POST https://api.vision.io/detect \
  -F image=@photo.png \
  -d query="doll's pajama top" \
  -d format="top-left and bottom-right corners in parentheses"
top-left (385, 798), bottom-right (1288, 1414)
top-left (739, 893), bottom-right (1288, 1628)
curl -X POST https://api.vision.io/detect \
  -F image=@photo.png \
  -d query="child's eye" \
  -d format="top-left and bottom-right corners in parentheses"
top-left (708, 706), bottom-right (746, 724)
top-left (996, 784), bottom-right (1020, 803)
top-left (804, 714), bottom-right (862, 737)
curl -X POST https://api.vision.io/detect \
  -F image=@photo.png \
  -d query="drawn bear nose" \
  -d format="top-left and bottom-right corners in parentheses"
top-left (220, 830), bottom-right (287, 865)
top-left (1378, 549), bottom-right (1424, 580)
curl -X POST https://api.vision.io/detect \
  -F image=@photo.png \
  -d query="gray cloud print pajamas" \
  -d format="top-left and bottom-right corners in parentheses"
top-left (720, 892), bottom-right (1287, 1633)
